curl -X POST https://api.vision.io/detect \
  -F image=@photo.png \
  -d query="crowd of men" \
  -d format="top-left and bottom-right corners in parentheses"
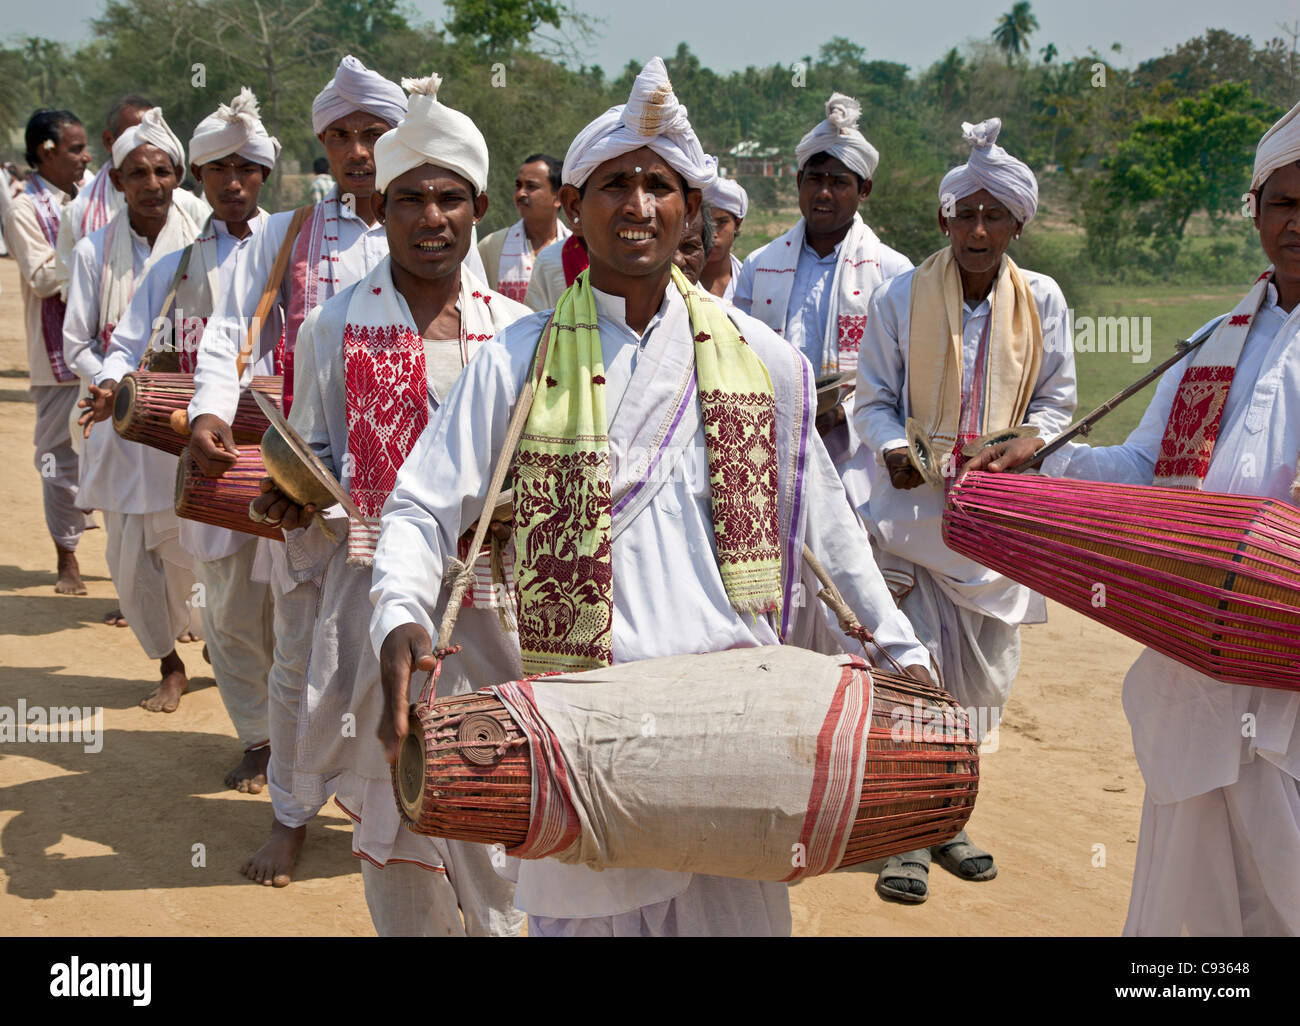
top-left (5, 52), bottom-right (1297, 937)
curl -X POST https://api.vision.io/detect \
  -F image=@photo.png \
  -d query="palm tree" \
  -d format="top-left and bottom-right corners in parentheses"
top-left (1040, 42), bottom-right (1058, 64)
top-left (993, 2), bottom-right (1040, 65)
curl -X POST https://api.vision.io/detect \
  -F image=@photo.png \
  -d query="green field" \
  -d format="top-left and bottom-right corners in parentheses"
top-left (1068, 284), bottom-right (1243, 446)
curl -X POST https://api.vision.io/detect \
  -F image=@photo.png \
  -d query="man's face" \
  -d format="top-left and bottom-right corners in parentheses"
top-left (514, 159), bottom-right (559, 223)
top-left (562, 147), bottom-right (699, 280)
top-left (674, 207), bottom-right (707, 284)
top-left (110, 143), bottom-right (178, 220)
top-left (939, 188), bottom-right (1019, 279)
top-left (40, 121), bottom-right (91, 193)
top-left (1254, 162), bottom-right (1300, 288)
top-left (103, 104), bottom-right (146, 156)
top-left (193, 155), bottom-right (266, 224)
top-left (707, 209), bottom-right (739, 264)
top-left (317, 111), bottom-right (390, 206)
top-left (374, 163), bottom-right (488, 282)
top-left (797, 154), bottom-right (869, 236)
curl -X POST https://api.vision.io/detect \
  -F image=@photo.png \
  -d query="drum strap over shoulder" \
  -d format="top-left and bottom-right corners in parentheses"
top-left (239, 204), bottom-right (312, 382)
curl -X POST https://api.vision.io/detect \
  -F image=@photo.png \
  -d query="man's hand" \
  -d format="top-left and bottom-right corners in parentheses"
top-left (77, 380), bottom-right (117, 436)
top-left (814, 403), bottom-right (846, 438)
top-left (904, 663), bottom-right (935, 688)
top-left (188, 412), bottom-right (239, 476)
top-left (250, 477), bottom-right (314, 532)
top-left (884, 446), bottom-right (925, 490)
top-left (961, 435), bottom-right (1045, 477)
top-left (378, 623), bottom-right (438, 764)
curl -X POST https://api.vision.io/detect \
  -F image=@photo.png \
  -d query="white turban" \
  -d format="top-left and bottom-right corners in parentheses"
top-left (795, 93), bottom-right (879, 180)
top-left (189, 88), bottom-right (281, 170)
top-left (938, 118), bottom-right (1038, 226)
top-left (311, 54), bottom-right (407, 135)
top-left (562, 57), bottom-right (714, 189)
top-left (705, 174), bottom-right (748, 219)
top-left (111, 107), bottom-right (185, 169)
top-left (1252, 98), bottom-right (1300, 193)
top-left (373, 74), bottom-right (489, 194)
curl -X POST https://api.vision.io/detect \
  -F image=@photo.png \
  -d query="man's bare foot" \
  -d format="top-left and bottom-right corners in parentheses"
top-left (241, 818), bottom-right (306, 887)
top-left (225, 746), bottom-right (270, 793)
top-left (140, 651), bottom-right (187, 713)
top-left (103, 608), bottom-right (128, 627)
top-left (176, 629), bottom-right (201, 643)
top-left (55, 546), bottom-right (86, 595)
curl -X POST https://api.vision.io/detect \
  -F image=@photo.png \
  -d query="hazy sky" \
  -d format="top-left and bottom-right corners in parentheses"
top-left (8, 0), bottom-right (1297, 76)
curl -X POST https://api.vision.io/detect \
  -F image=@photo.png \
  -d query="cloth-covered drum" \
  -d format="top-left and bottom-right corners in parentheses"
top-left (175, 446), bottom-right (283, 541)
top-left (113, 372), bottom-right (282, 456)
top-left (943, 470), bottom-right (1300, 690)
top-left (394, 646), bottom-right (978, 880)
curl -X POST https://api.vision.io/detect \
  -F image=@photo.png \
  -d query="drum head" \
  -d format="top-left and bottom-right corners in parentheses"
top-left (905, 418), bottom-right (946, 489)
top-left (396, 720), bottom-right (427, 824)
top-left (111, 375), bottom-right (138, 434)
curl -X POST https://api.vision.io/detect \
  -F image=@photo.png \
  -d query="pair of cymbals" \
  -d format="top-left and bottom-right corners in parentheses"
top-left (905, 419), bottom-right (1039, 488)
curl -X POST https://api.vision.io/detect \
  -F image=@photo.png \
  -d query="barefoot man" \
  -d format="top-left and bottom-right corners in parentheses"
top-left (253, 73), bottom-right (530, 933)
top-left (63, 107), bottom-right (205, 712)
top-left (188, 55), bottom-right (408, 886)
top-left (4, 109), bottom-right (92, 595)
top-left (83, 90), bottom-right (281, 790)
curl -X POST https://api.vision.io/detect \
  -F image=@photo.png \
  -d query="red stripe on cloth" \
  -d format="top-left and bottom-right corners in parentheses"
top-left (496, 680), bottom-right (581, 860)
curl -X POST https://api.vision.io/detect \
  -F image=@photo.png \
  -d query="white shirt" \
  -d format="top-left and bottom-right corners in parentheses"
top-left (3, 174), bottom-right (75, 387)
top-left (522, 237), bottom-right (569, 313)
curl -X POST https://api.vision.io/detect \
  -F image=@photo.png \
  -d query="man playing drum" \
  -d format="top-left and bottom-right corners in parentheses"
top-left (369, 57), bottom-right (935, 937)
top-left (966, 101), bottom-right (1300, 936)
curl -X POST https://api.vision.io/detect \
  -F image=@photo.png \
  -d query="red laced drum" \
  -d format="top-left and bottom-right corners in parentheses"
top-left (175, 447), bottom-right (283, 541)
top-left (393, 660), bottom-right (979, 876)
top-left (113, 372), bottom-right (282, 456)
top-left (943, 471), bottom-right (1300, 691)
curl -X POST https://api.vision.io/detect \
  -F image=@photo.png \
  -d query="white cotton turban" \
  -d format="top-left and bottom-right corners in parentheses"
top-left (373, 74), bottom-right (489, 194)
top-left (1252, 98), bottom-right (1300, 193)
top-left (189, 88), bottom-right (281, 170)
top-left (562, 57), bottom-right (715, 189)
top-left (795, 93), bottom-right (879, 180)
top-left (938, 118), bottom-right (1038, 226)
top-left (111, 107), bottom-right (185, 169)
top-left (311, 54), bottom-right (407, 135)
top-left (705, 175), bottom-right (748, 219)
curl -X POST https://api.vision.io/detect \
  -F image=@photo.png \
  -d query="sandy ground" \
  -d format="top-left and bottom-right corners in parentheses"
top-left (0, 256), bottom-right (1148, 936)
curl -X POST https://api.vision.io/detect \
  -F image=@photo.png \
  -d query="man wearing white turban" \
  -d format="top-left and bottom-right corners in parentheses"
top-left (63, 104), bottom-right (206, 714)
top-left (252, 73), bottom-right (528, 936)
top-left (965, 101), bottom-right (1300, 936)
top-left (369, 57), bottom-right (934, 938)
top-left (186, 54), bottom-right (408, 890)
top-left (854, 117), bottom-right (1077, 905)
top-left (81, 88), bottom-right (281, 794)
top-left (735, 93), bottom-right (912, 524)
top-left (700, 172), bottom-right (746, 302)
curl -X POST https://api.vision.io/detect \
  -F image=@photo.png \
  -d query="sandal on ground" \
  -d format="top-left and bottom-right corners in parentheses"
top-left (932, 830), bottom-right (997, 881)
top-left (875, 850), bottom-right (931, 904)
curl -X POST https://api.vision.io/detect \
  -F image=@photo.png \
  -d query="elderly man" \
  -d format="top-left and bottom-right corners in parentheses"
top-left (854, 118), bottom-right (1077, 903)
top-left (700, 175), bottom-right (747, 302)
top-left (477, 153), bottom-right (570, 301)
top-left (185, 55), bottom-right (408, 888)
top-left (4, 109), bottom-right (92, 595)
top-left (63, 107), bottom-right (205, 712)
top-left (82, 90), bottom-right (281, 790)
top-left (251, 73), bottom-right (528, 935)
top-left (370, 57), bottom-right (933, 937)
top-left (966, 103), bottom-right (1300, 936)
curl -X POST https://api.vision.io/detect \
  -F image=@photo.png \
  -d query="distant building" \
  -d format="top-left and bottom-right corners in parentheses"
top-left (729, 140), bottom-right (787, 178)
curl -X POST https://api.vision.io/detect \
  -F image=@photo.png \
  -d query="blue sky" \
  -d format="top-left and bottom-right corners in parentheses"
top-left (9, 0), bottom-right (1295, 76)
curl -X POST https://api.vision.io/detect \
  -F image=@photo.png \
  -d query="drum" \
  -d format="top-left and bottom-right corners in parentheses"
top-left (943, 471), bottom-right (1300, 691)
top-left (174, 446), bottom-right (283, 541)
top-left (393, 650), bottom-right (978, 877)
top-left (113, 372), bottom-right (282, 456)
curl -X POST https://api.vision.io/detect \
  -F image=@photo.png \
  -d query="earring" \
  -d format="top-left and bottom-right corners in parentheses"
top-left (573, 215), bottom-right (580, 223)
top-left (943, 230), bottom-right (949, 236)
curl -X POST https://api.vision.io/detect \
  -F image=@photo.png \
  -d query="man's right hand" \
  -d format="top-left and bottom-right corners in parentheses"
top-left (378, 623), bottom-right (438, 765)
top-left (884, 446), bottom-right (925, 490)
top-left (251, 478), bottom-right (314, 532)
top-left (189, 413), bottom-right (239, 476)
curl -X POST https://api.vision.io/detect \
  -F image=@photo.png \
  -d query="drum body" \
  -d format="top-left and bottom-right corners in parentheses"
top-left (175, 447), bottom-right (283, 541)
top-left (393, 657), bottom-right (978, 876)
top-left (943, 471), bottom-right (1300, 690)
top-left (113, 372), bottom-right (282, 456)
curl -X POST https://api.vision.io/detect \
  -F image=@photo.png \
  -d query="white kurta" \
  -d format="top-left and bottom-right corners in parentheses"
top-left (521, 237), bottom-right (568, 313)
top-left (369, 284), bottom-right (932, 930)
top-left (5, 175), bottom-right (78, 388)
top-left (1041, 286), bottom-right (1300, 934)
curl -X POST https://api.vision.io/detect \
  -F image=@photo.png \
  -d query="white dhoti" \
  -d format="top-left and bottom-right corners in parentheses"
top-left (102, 509), bottom-right (197, 660)
top-left (194, 541), bottom-right (273, 750)
top-left (526, 874), bottom-right (791, 937)
top-left (31, 384), bottom-right (86, 550)
top-left (1125, 756), bottom-right (1300, 936)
